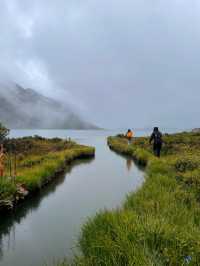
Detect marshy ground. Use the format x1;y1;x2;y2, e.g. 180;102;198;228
57;132;200;266
0;131;143;266
0;136;95;211
1;131;200;266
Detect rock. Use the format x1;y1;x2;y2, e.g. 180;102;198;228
16;184;29;198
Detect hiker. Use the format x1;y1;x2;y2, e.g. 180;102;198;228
126;129;134;144
0;144;5;177
150;127;163;157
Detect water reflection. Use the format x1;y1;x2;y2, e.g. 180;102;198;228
0;157;94;261
126;158;133;171
108;146;144;173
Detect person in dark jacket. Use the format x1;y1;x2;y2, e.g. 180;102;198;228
150;127;163;157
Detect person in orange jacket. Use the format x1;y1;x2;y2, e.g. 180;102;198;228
126;129;134;144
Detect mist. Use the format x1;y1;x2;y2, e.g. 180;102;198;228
0;0;200;130
0;82;97;129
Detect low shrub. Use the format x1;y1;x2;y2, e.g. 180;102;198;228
174;156;199;173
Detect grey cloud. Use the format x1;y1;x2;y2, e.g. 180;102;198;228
0;0;200;129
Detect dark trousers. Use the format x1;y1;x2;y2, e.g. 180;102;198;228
153;143;162;157
127;137;132;144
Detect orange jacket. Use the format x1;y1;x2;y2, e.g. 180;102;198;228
127;131;133;138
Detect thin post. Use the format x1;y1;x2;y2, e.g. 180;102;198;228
0;144;5;178
14;152;17;184
9;143;12;179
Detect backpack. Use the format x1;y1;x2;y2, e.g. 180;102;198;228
154;132;162;144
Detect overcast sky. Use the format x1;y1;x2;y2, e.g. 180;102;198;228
0;0;200;129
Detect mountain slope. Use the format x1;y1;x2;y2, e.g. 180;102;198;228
0;83;98;129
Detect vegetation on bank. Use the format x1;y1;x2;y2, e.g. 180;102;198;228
0;122;9;142
0;136;95;211
58;132;200;266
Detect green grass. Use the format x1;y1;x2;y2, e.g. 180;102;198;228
56;132;200;266
0;178;17;208
16;147;94;191
0;137;95;211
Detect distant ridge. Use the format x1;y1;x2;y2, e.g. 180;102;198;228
192;128;200;133
0;82;98;129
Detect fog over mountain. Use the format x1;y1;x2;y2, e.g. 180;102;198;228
0;1;200;129
0;82;98;129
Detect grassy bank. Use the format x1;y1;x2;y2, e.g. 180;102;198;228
58;132;200;265
0;136;95;211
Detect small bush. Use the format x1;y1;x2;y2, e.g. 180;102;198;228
174;156;199;172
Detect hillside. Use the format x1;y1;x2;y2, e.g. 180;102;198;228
0;82;98;129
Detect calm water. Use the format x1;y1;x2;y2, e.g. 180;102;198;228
0;130;145;266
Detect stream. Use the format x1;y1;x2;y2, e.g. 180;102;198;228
0;130;146;266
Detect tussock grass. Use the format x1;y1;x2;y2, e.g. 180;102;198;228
0;178;17;208
57;132;200;265
0;137;95;211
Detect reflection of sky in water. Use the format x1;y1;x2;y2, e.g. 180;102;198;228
0;130;144;266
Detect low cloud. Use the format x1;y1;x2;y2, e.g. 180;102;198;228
0;0;200;129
